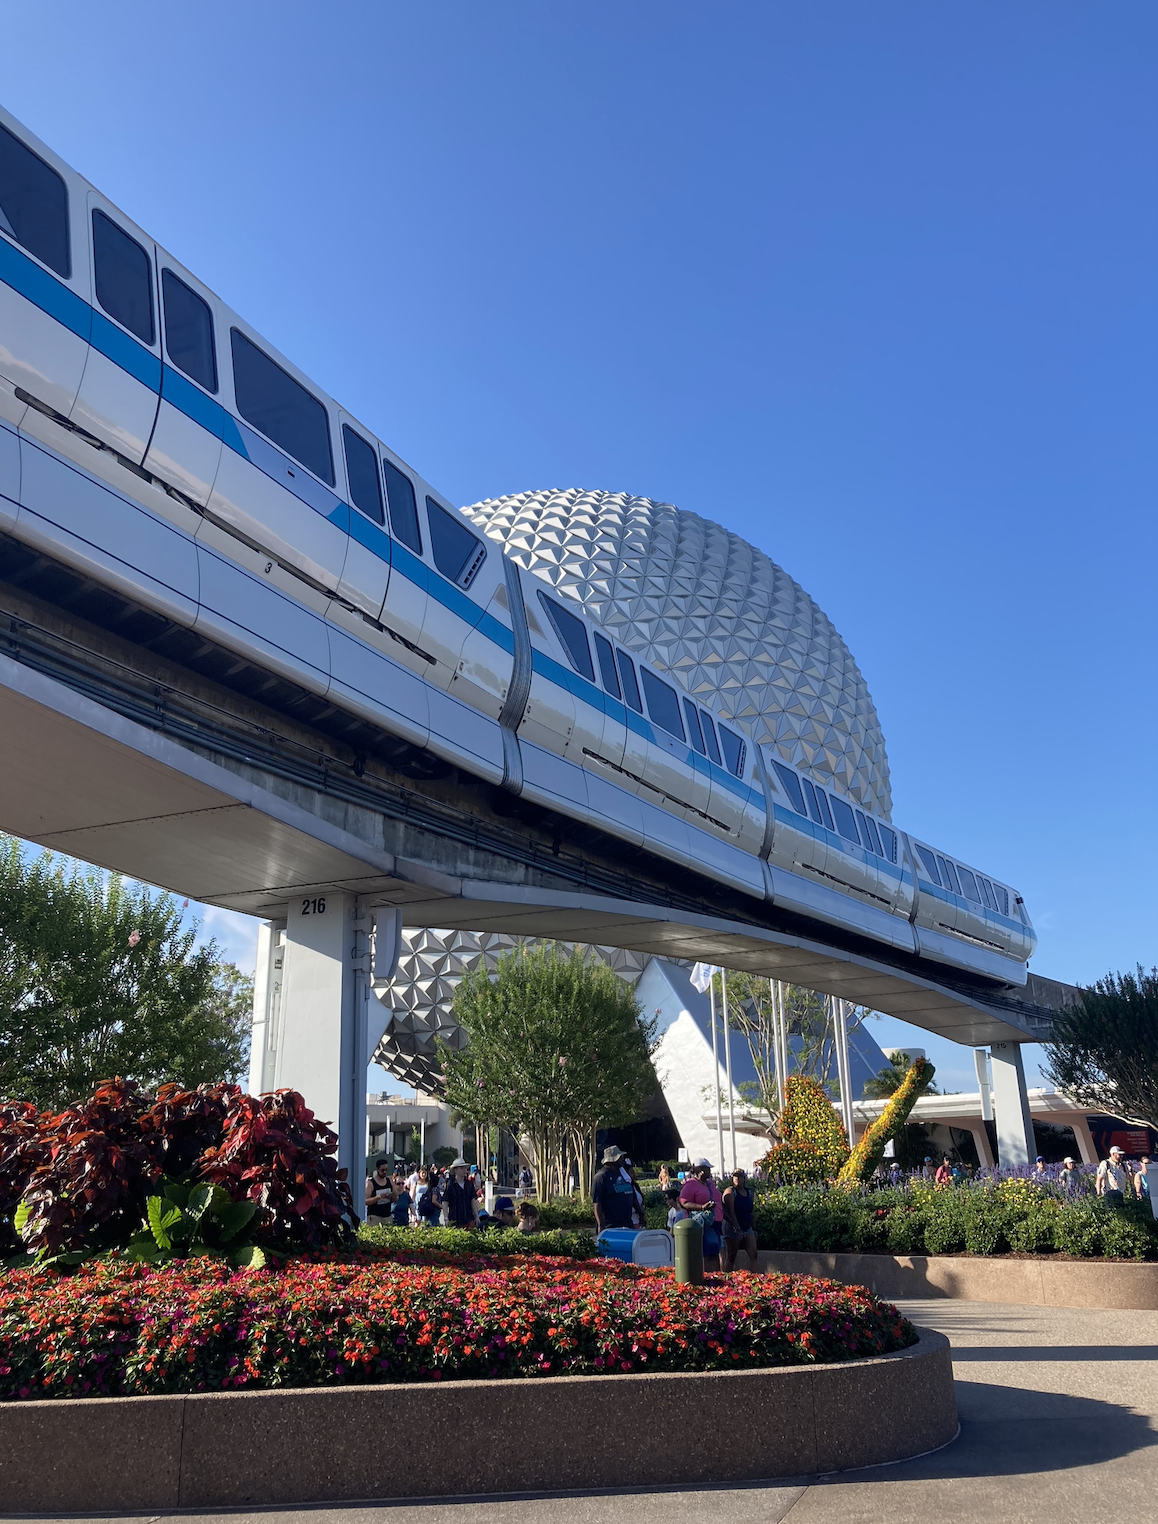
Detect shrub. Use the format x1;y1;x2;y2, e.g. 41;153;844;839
3;1081;357;1263
196;1089;356;1253
533;1194;596;1229
0;1103;45;1256
0;1252;916;1398
750;1180;1158;1260
357;1222;597;1260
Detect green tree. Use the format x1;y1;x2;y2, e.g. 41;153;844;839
723;973;868;1117
1044;967;1158;1130
439;942;656;1199
864;1050;939;1100
0;839;251;1109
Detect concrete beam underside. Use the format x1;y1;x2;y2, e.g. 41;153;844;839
0;654;1049;1047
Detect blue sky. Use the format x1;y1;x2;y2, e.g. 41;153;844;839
3;3;1154;1093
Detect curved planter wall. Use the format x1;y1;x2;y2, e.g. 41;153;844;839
757;1251;1158;1310
0;1332;955;1513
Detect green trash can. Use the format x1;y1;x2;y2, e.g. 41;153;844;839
673;1215;703;1285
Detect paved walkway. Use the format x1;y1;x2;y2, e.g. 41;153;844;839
12;1299;1158;1524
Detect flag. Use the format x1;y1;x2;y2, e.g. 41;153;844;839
690;962;717;994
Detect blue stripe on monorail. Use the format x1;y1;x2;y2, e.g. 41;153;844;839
0;239;770;814
771;802;908;882
914;876;1025;935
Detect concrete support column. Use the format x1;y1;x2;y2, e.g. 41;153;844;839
989;1041;1034;1169
966;1121;995;1170
274;892;367;1193
1066;1113;1099;1165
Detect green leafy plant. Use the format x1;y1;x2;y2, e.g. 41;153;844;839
124;1181;264;1267
356;1221;597;1260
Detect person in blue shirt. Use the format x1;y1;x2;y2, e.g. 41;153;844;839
592;1145;636;1231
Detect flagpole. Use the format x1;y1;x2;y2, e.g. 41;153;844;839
722;968;737;1174
709;973;724;1175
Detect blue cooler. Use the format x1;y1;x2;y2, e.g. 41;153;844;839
596;1228;640;1262
596;1229;674;1266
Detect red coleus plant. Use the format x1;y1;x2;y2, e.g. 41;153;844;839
197;1089;356;1253
0;1103;47;1255
5;1081;357;1262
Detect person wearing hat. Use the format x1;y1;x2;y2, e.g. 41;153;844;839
1059;1156;1080;1192
443;1157;480;1229
592;1145;636;1232
679;1159;724;1270
1096;1146;1130;1205
492;1196;517;1227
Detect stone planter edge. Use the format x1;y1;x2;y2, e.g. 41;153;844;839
0;1331;954;1513
756;1250;1158;1309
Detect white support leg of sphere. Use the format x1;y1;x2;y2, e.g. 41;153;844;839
989;1041;1035;1169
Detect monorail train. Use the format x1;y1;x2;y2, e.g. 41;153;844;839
0;106;1036;986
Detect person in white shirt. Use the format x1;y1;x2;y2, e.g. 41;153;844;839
1096;1146;1130;1204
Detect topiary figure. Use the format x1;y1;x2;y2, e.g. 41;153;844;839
837;1058;936;1185
756;1075;850;1182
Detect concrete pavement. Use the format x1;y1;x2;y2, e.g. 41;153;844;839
7;1299;1157;1524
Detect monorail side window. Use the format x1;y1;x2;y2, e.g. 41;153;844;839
801;777;824;826
0;124;69;276
857;810;884;856
830;795;860;845
230;328;334;484
939;857;962;895
700;711;722;766
538;591;594;681
382;458;421;552
594;632;621;699
342;426;384;524
877;824;897;862
719;725;746;780
682;699;706;755
979;877;997;913
641;669;685;741
915;846;942;886
956;866;981;903
772;760;807;817
162;270;217;392
93;211;154;345
994;884;1010;916
616;650;643;713
428;499;486;588
815;786;835;831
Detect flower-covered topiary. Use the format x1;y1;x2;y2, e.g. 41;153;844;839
757;1076;850;1182
837;1058;936;1185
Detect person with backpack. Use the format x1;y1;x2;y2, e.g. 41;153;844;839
413;1166;441;1228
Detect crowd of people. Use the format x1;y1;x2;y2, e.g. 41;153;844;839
591;1146;759;1272
890;1147;1153;1203
364;1156;542;1233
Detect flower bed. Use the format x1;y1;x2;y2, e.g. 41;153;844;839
0;1246;915;1400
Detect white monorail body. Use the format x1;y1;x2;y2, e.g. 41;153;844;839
0;107;1036;985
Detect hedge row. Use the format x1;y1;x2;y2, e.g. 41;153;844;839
357;1222;597;1260
752;1182;1158;1260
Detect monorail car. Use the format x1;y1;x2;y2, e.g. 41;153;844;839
0;106;1036;985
